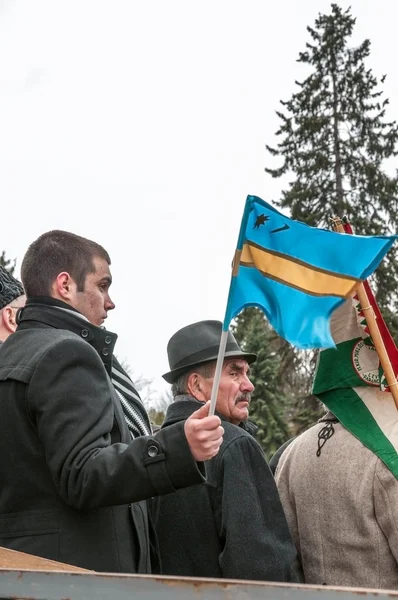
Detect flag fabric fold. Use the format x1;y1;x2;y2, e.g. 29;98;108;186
223;195;397;349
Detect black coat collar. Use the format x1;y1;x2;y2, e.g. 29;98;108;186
17;297;118;375
163;395;258;436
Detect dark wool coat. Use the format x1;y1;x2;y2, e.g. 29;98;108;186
269;438;295;476
151;396;300;582
0;299;205;573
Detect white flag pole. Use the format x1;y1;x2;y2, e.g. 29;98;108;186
208;330;229;416
208;197;253;416
208;249;243;417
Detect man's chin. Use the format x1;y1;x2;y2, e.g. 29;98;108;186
236;405;249;421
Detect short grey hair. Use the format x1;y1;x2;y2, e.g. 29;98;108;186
0;294;25;314
171;361;216;397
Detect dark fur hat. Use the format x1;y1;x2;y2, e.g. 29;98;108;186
0;266;24;310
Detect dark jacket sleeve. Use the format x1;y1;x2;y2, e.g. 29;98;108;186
217;435;300;582
27;336;205;509
269;438;296;476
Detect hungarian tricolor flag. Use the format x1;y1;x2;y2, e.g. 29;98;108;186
313;277;398;478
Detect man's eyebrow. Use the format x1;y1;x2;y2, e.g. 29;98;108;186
228;362;251;376
99;275;112;285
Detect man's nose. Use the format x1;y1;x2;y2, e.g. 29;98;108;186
241;376;254;393
106;296;116;311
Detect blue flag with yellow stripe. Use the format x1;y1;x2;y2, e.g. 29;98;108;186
223;195;397;348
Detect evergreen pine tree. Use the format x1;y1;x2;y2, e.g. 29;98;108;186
233;308;322;444
265;3;398;336
0;252;16;274
232;308;290;458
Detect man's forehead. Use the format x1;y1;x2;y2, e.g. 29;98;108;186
92;257;112;280
223;357;250;369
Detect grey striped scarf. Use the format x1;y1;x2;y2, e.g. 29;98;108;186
111;361;152;438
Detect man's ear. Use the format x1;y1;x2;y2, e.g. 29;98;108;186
187;372;208;402
1;306;17;334
51;272;75;301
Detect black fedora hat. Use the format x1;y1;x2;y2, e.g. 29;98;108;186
162;320;257;384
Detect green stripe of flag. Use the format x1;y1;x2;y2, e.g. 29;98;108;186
318;388;398;479
313;337;378;394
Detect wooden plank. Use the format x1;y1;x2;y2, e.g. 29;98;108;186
0;546;92;572
1;570;398;600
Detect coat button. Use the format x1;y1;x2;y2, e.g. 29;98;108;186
81;329;89;338
105;336;112;345
102;348;109;356
147;445;159;458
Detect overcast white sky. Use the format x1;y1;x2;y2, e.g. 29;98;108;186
1;0;397;395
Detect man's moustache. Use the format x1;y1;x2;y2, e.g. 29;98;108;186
235;394;251;405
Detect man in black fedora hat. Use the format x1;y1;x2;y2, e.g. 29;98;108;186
152;319;300;582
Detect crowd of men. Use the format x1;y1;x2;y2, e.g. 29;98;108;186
0;229;396;588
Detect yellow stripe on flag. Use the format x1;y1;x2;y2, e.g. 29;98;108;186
240;242;360;298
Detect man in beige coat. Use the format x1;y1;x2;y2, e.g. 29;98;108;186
275;411;398;589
